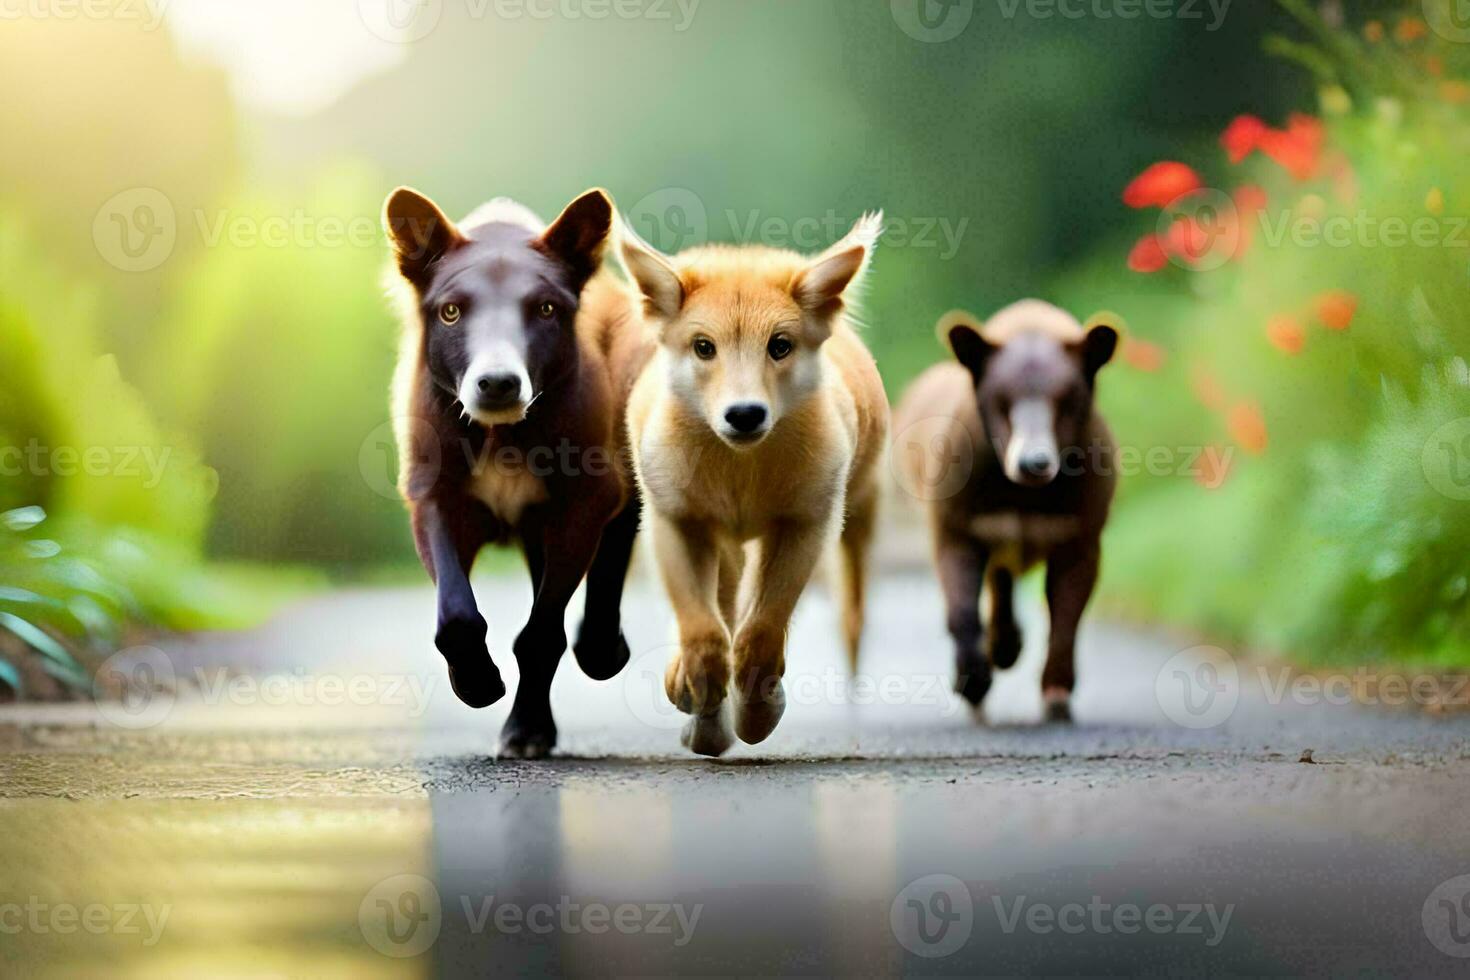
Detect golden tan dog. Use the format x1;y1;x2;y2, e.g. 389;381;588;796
620;214;889;756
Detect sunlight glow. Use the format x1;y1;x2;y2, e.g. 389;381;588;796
163;0;410;117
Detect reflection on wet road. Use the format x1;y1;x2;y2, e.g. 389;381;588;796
3;576;1470;976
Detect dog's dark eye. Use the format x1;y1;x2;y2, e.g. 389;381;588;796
439;303;461;325
692;338;717;360
768;335;794;361
538;301;557;320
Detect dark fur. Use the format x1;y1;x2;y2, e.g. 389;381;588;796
385;187;649;757
895;307;1118;721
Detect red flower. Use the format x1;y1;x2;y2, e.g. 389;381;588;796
1127;233;1170;273
1233;184;1267;214
1266;314;1306;355
1122;338;1166;372
1315;291;1357;331
1258;114;1325;181
1221;115;1267;164
1123;162;1202;209
1227;401;1269;456
1161;193;1243;267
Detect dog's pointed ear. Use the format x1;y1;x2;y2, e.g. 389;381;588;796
1076;311;1122;382
539;188;614;288
791;210;883;317
383;187;463;284
618;217;684;321
940;309;996;382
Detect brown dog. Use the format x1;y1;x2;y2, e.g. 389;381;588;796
893;300;1119;721
384;186;652;758
620;214;889;756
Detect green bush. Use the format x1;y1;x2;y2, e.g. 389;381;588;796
0;219;279;697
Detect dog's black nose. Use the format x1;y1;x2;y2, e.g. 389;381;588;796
1020;451;1057;479
724;403;769;435
476;373;522;405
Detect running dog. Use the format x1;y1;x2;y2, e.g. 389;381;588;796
384;186;652;757
620;213;889;756
893;300;1118;721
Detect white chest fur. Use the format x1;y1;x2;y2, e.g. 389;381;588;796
466;454;548;524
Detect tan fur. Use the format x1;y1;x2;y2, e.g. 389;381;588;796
623;219;888;754
934;299;1087;348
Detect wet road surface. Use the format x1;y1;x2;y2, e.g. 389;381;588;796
3;572;1470;976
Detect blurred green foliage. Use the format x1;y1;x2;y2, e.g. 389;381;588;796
1071;3;1470;664
0;221;315;696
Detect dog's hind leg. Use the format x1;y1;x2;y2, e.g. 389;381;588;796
732;519;826;745
651;515;734;757
985;565;1023;670
1041;538;1099;723
837;487;877;674
573;496;640;681
418;500;506;709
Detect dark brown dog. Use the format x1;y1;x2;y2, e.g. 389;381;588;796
383;186;652;757
893;300;1119;721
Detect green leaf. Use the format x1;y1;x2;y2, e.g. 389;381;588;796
0;586;49;606
0;655;21;696
0;611;84;676
0;506;46;532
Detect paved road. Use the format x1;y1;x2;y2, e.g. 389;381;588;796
3;570;1470;977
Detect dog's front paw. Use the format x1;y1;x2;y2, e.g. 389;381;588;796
680;700;735;758
1043;687;1072;723
573;620;631;681
954;656;993;708
986;625;1024;670
499;712;557;760
664;637;729;716
436;614;505;708
734;681;786;745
